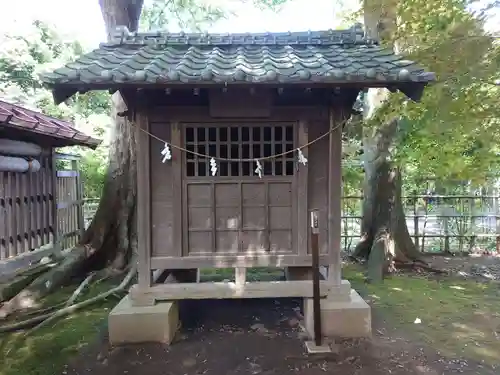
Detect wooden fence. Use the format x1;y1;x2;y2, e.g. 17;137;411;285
0;153;84;273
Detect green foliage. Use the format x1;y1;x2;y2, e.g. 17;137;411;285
140;0;227;30
79;147;108;198
364;0;500;182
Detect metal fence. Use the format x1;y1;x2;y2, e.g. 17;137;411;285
342;194;500;254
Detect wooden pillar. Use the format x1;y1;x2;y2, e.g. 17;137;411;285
297;119;309;255
327;107;342;285
136;110;152;289
51;150;59;245
71;159;85;240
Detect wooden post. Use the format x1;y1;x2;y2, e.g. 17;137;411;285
310;209;322;347
494;188;500;253
51;151;59;246
469;195;476;251
72;159;85;240
136;111;152;289
413;190;419;249
328;108;341;285
235;267;246;286
443;198;450;253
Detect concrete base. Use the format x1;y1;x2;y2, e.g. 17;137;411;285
304;288;371;339
108;294;179;345
304;341;333;353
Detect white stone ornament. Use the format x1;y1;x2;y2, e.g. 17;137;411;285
210;157;217;176
160;143;172;163
297;148;308;165
255;160;263;178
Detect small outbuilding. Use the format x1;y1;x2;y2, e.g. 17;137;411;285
0;99;100;273
42;24;434;343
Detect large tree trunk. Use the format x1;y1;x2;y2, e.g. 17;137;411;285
0;0;143;319
77;0;145;270
347;0;427;282
81;92;137;271
351;121;424;282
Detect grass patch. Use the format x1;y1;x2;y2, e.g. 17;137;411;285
0;279;122;375
343;264;500;365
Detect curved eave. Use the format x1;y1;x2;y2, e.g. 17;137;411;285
48;74;435;105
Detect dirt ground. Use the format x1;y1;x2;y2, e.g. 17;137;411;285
63;295;498;375
427;254;500;282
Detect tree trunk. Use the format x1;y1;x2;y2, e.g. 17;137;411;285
80;0;144;270
81;92;137;272
347;0;427;282
352;144;424;282
350;95;432;282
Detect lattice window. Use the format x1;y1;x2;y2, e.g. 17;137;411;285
184;124;295;177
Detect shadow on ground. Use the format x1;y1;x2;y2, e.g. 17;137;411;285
63;297;497;375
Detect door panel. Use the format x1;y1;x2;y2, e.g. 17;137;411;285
185;181;295;255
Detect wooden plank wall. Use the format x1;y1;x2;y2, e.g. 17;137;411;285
0;154;54;260
0;153;84;262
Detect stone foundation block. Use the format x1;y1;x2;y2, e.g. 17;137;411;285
304;289;371;339
108;294;179;345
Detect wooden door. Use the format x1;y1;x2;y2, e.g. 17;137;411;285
182;123;297;256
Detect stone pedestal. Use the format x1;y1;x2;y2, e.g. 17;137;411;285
108;294;179;345
303;282;371;339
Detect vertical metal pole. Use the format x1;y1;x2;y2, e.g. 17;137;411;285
310;210;322;346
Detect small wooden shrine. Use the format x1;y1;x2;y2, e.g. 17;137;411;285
42;24;434;342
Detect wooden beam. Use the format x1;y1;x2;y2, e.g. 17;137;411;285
235;267;246;286
327;107;342;285
297;119;308;255
129;280;332;304
150;254;333;269
136;110;152;289
50;150;59;245
71;159;85;240
171;122;183;257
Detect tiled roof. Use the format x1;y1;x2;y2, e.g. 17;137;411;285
42;24;435;102
0;100;101;148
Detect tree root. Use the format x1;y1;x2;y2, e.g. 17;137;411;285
0;262;57;304
18;302;66;318
0;246;89;319
394;260;447;274
64;273;96;307
0;263;136;334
